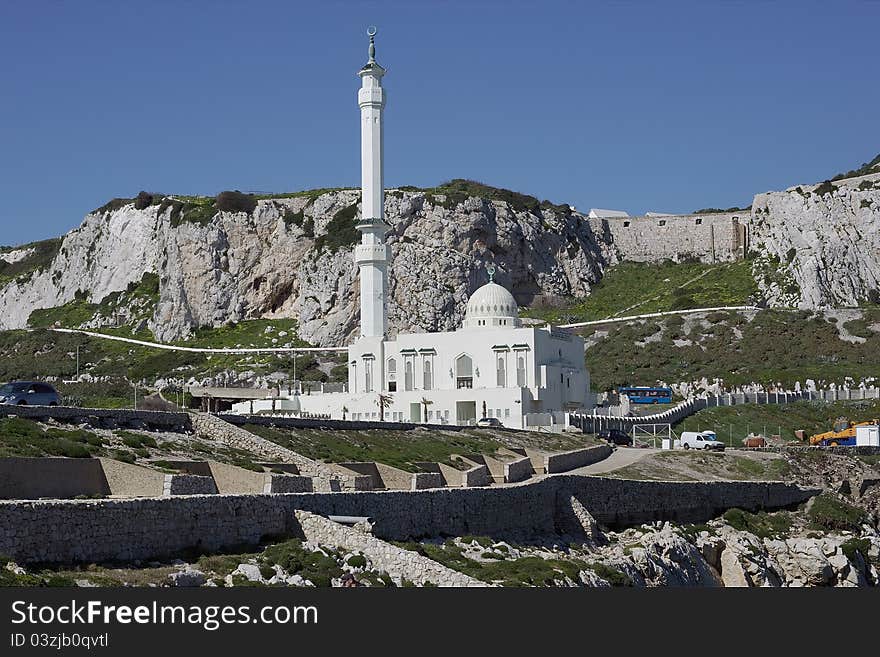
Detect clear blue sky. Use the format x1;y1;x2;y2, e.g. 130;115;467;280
1;0;878;245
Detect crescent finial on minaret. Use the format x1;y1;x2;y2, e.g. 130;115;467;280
367;26;377;62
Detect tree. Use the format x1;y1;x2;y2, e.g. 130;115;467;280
342;405;348;421
376;394;393;422
420;397;433;424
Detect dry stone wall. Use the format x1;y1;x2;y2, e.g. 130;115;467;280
0;405;189;431
162;475;216;496
189;412;368;492
294;511;487;587
0;476;817;564
544;445;612;474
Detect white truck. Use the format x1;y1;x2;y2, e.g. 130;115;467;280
680;430;725;451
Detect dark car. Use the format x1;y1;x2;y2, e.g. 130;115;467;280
0;381;62;406
598;428;632;446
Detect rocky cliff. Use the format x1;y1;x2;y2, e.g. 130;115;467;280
2;170;879;347
0;185;614;345
750;173;880;308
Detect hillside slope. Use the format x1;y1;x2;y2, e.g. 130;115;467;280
0;183;613;346
1;169;878;349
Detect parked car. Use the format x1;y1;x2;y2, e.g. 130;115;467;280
0;381;62;406
476;417;502;428
680;430;725;451
598;428;632;446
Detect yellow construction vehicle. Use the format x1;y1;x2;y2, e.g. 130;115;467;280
808;416;880;446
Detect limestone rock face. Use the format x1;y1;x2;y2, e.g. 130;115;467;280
750;174;880;309
0;190;613;346
4;174;878;347
0;207;162;330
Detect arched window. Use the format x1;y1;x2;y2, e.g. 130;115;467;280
404;360;413;391
496;356;506;387
423;359;433;390
351;362;357;393
387;358;397;392
516;355;526;387
455;354;473;389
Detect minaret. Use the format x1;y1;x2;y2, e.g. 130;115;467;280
355;27;389;339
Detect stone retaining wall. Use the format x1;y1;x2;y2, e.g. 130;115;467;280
0;458;107;499
266;475;313;494
461;464;492;487
0;405;189;431
294;511;486;587
545;445;612;474
411;472;444;490
162;475;216;496
189;413;368;492
503;456;534;483
0;476;818;564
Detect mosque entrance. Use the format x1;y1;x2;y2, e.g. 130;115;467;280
409;402;421;423
456;401;477;425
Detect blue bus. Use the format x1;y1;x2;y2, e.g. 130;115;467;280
618;386;673;404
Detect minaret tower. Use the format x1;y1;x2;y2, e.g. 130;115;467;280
355;27;389;339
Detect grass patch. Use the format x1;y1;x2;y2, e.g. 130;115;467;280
807;494;867;532
243;424;504;472
585;308;880;392
676;399;880;445
0;238;62;286
313;204;359;254
0;417;106;459
722;508;793;539
398;542;590;587
840;538;872;564
520;259;758;325
259;538;343;587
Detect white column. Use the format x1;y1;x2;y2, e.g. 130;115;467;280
354;31;389;340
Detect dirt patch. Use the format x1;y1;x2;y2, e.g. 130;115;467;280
605;449;791;482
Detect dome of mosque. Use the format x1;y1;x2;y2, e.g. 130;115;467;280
463;282;520;329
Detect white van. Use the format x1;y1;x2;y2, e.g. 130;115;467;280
680;431;725;451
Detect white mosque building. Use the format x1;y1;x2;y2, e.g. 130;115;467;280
233;31;595;429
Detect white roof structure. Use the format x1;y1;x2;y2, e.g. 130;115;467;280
588;208;630;219
462;282;521;329
645;212;676;217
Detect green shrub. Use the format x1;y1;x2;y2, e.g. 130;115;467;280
831;153;880;181
134;191;154;210
813;180;837;197
807;494;866;532
587;562;632;587
722;508;792;539
346;554;367;569
314;204;359;253
841;538;871;563
216;190;258;215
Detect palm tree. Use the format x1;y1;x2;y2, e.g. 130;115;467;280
342;405;349;421
377;394;393;422
421;397;433;423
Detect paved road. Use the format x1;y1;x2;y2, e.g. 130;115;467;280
568;447;661;475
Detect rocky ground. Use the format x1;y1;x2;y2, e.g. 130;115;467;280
3;448;878;587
